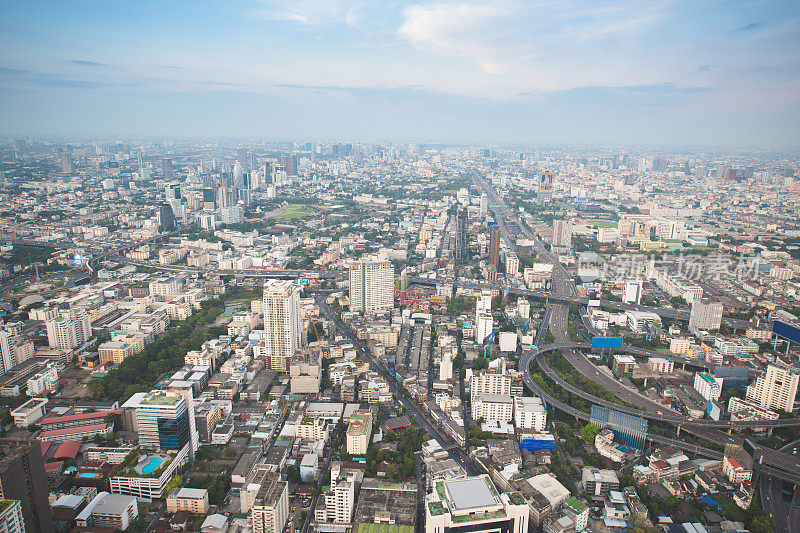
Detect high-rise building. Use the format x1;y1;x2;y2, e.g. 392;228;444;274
0;499;24;533
0;438;56;533
251;471;289;533
551;219;572;249
623;280;643;305
161;158;173;179
454;208;469;264
0;332;14;376
694;372;723;402
157;203;176;232
689;300;723;333
505;251;519;277
538;172;554;204
167;382;199;460
262;280;301;362
164;182;181;201
132;390;192;452
590;406;647;450
476;314;493;345
349;258;394;314
424;475;529;533
60;152;73;174
479;193;488;217
470;371;511;403
746;363;800;413
282;155;298;176
237;148;251;171
489;225;500;270
45;309;91;350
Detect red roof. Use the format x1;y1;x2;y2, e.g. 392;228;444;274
44;461;64;471
40;410;120;427
40;440;52;457
41;424;108;439
53;441;81;459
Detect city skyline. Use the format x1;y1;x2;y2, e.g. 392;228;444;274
1;1;799;147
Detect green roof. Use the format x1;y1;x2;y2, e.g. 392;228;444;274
0;500;15;514
428;501;446;516
565;496;587;513
357;525;413;533
141;393;181;406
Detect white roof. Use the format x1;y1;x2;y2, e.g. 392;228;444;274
175;487;208;499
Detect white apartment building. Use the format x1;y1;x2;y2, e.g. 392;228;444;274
472;394;514;422
262;280;301;361
470;371;512;403
346;412;372;455
46;308;91;350
694;372;723;402
514;396;547;431
349;257;394;314
689;301;723;333
746;363;800;413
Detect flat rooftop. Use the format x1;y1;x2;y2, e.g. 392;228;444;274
444;477;500;512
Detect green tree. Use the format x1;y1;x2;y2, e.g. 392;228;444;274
580;423;602;443
749;515;774;533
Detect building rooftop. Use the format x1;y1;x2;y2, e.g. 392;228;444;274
140;392;181;406
92;493;136;516
442;476;500;512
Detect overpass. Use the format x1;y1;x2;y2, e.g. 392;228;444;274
520;343;800;429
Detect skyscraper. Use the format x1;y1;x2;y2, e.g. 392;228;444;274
489;225;500;270
689;300;723;333
0;438;56;533
237;148;251;171
538;172;554;204
454;208;468;264
60;152;73;174
746;363;800;413
158;203;176;232
45;309;91;350
262;280;301;362
282;155;298;177
349;257;394;314
132;390;192;452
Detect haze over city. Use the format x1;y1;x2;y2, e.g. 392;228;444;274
2;1;800;146
0;3;800;533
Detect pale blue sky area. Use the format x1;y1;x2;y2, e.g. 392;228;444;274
1;1;799;147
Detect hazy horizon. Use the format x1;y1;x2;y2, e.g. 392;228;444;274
2;1;799;148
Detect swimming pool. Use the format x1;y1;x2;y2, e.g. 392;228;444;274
141;457;163;474
76;473;99;479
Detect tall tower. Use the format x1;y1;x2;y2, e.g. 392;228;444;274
454;208;469;264
489;225;500;271
262;280;301;361
349;258;394;314
0;438;56;533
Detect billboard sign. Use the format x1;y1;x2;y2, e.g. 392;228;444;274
592;337;624;350
773;320;800;345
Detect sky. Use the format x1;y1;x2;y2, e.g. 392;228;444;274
1;0;799;147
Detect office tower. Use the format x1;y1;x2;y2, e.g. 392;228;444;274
623;280;643;305
60;152;73;174
216;185;233;209
746;363;800;413
164;182;181;201
201;188;216;210
479;193;488;217
133;390;191;452
488;225;500;270
538;172;554;204
251;472;289;533
282;155;298;176
349;257;394;314
551;219;572;249
0;499;24;532
237;148;251;171
45;308;91;350
161;158;173;179
456;188;469;206
317;466;360;524
454;208;468;264
167;382;199;460
439;351;453;380
476;314;494;346
262;280;301;361
0;331;13;376
157;203;176;232
689;300;723;332
0;438;56;533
